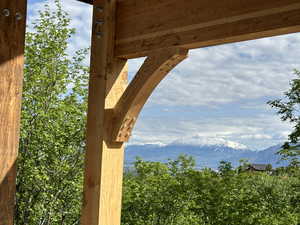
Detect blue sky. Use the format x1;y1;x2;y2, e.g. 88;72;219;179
27;0;300;150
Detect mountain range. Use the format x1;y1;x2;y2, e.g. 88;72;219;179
125;143;288;170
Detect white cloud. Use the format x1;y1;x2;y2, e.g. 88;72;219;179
278;131;291;139
144;34;300;107
171;134;248;150
239;134;273;140
130;113;292;150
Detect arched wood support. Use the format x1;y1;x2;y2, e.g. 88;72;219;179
110;48;188;143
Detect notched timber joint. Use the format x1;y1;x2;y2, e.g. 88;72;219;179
108;48;189;143
115;117;136;142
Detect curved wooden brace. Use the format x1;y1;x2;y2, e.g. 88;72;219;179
110;48;188;142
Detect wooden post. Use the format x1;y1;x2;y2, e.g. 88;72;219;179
0;0;27;224
80;0;127;225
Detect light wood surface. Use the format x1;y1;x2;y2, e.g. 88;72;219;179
2;0;299;223
0;0;27;224
80;0;127;224
115;0;300;58
112;48;188;142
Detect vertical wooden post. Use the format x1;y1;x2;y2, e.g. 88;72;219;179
0;0;27;224
80;0;127;225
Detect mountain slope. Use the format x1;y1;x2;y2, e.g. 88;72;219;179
125;143;287;169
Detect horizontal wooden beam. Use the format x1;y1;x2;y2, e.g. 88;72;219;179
115;0;300;58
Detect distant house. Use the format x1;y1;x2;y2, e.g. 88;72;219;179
245;164;272;172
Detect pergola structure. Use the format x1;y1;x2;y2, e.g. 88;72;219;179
1;0;300;224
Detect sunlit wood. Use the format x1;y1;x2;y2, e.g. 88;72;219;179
80;0;127;225
0;0;27;224
111;48;188;142
115;0;300;58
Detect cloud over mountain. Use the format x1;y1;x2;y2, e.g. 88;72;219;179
170;134;248;150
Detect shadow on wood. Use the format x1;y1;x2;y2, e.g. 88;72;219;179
0;163;16;225
0;1;27;225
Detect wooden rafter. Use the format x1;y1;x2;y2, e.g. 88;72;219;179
75;0;300;58
110;48;188;142
115;0;300;58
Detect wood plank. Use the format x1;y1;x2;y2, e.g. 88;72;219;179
0;165;16;225
115;0;300;58
112;48;188;142
77;0;93;4
0;0;27;224
80;0;127;224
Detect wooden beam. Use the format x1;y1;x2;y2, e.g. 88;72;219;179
115;0;300;58
80;0;127;224
0;0;27;224
77;0;93;5
111;48;188;142
0;166;16;225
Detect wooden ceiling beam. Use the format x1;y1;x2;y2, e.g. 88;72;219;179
76;0;93;4
115;0;300;58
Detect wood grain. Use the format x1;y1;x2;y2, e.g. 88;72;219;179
115;0;300;58
0;0;27;224
80;0;127;224
112;48;188;142
0;165;16;225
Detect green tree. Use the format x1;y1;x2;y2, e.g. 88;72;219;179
218;160;233;176
15;1;89;224
268;70;300;166
122;155;201;225
122;158;300;225
266;164;273;171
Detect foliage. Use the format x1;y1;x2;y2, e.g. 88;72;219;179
122;155;201;225
122;156;300;225
268;70;300;165
15;1;89;224
218;160;234;176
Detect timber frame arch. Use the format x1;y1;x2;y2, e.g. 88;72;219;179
1;0;300;224
110;48;188;143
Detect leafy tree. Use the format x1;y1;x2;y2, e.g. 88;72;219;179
236;158;249;173
218;160;233;176
123;158;300;225
268;70;300;164
122;155;201;225
266;164;273;171
15;1;89;224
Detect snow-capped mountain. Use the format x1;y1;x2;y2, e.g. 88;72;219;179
170;135;248;150
125;143;286;170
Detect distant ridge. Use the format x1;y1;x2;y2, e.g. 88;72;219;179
125;143;287;169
